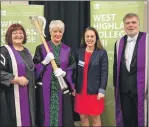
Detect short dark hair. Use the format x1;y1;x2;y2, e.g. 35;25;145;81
5;23;27;45
123;13;140;23
81;26;104;50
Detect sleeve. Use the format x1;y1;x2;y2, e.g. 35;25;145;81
113;42;117;87
33;45;44;64
65;49;76;91
98;50;108;94
33;45;45;126
0;46;14;88
33;45;46;82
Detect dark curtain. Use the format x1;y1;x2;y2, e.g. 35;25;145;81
29;1;90;121
29;1;90;53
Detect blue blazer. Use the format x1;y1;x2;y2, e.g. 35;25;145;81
75;48;108;94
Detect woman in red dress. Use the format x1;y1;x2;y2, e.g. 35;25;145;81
73;27;108;126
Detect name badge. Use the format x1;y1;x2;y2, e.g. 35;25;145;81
78;60;85;67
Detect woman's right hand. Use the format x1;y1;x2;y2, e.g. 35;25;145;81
72;89;76;96
12;76;29;86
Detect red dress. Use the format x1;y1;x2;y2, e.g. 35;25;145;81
74;51;104;116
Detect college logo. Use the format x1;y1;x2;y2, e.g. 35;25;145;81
1;10;6;16
94;3;100;9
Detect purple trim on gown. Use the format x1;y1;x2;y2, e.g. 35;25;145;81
137;33;146;126
10;45;31;126
115;32;147;126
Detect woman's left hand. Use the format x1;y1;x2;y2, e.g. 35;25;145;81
54;68;66;77
97;93;105;100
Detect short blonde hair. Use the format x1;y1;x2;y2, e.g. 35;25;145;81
49;20;65;33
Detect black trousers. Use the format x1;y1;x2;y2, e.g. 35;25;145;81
120;91;138;127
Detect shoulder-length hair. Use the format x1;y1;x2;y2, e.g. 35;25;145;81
5;23;27;45
80;27;104;50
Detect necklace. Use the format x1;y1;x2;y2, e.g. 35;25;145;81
22;58;35;72
19;49;35;72
14;45;24;51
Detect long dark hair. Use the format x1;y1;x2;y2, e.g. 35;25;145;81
80;27;104;50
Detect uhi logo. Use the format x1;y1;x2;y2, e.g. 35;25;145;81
1;10;6;16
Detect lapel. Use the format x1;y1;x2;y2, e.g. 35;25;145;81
79;48;98;68
43;41;53;57
79;48;85;62
88;49;98;68
48;41;53;53
59;43;70;69
131;32;143;63
59;43;65;64
121;35;127;66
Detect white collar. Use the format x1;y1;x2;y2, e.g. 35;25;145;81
127;34;138;42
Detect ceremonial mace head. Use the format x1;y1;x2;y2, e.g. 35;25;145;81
29;16;46;37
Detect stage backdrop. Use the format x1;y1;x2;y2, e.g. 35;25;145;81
1;4;44;55
90;1;145;126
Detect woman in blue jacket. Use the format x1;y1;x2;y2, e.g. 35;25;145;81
73;27;108;127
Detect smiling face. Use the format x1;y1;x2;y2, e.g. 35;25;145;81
5;24;27;45
50;27;64;44
85;30;96;48
124;16;139;37
11;29;24;45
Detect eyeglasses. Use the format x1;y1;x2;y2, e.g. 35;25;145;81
12;32;24;35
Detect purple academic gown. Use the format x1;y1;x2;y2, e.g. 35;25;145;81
115;32;148;127
5;45;33;126
35;42;74;126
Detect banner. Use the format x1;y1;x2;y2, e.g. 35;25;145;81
90;1;145;126
1;4;44;54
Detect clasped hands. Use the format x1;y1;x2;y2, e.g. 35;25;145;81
12;76;29;87
42;52;66;77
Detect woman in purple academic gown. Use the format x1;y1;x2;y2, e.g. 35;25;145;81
0;24;36;126
33;20;75;127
